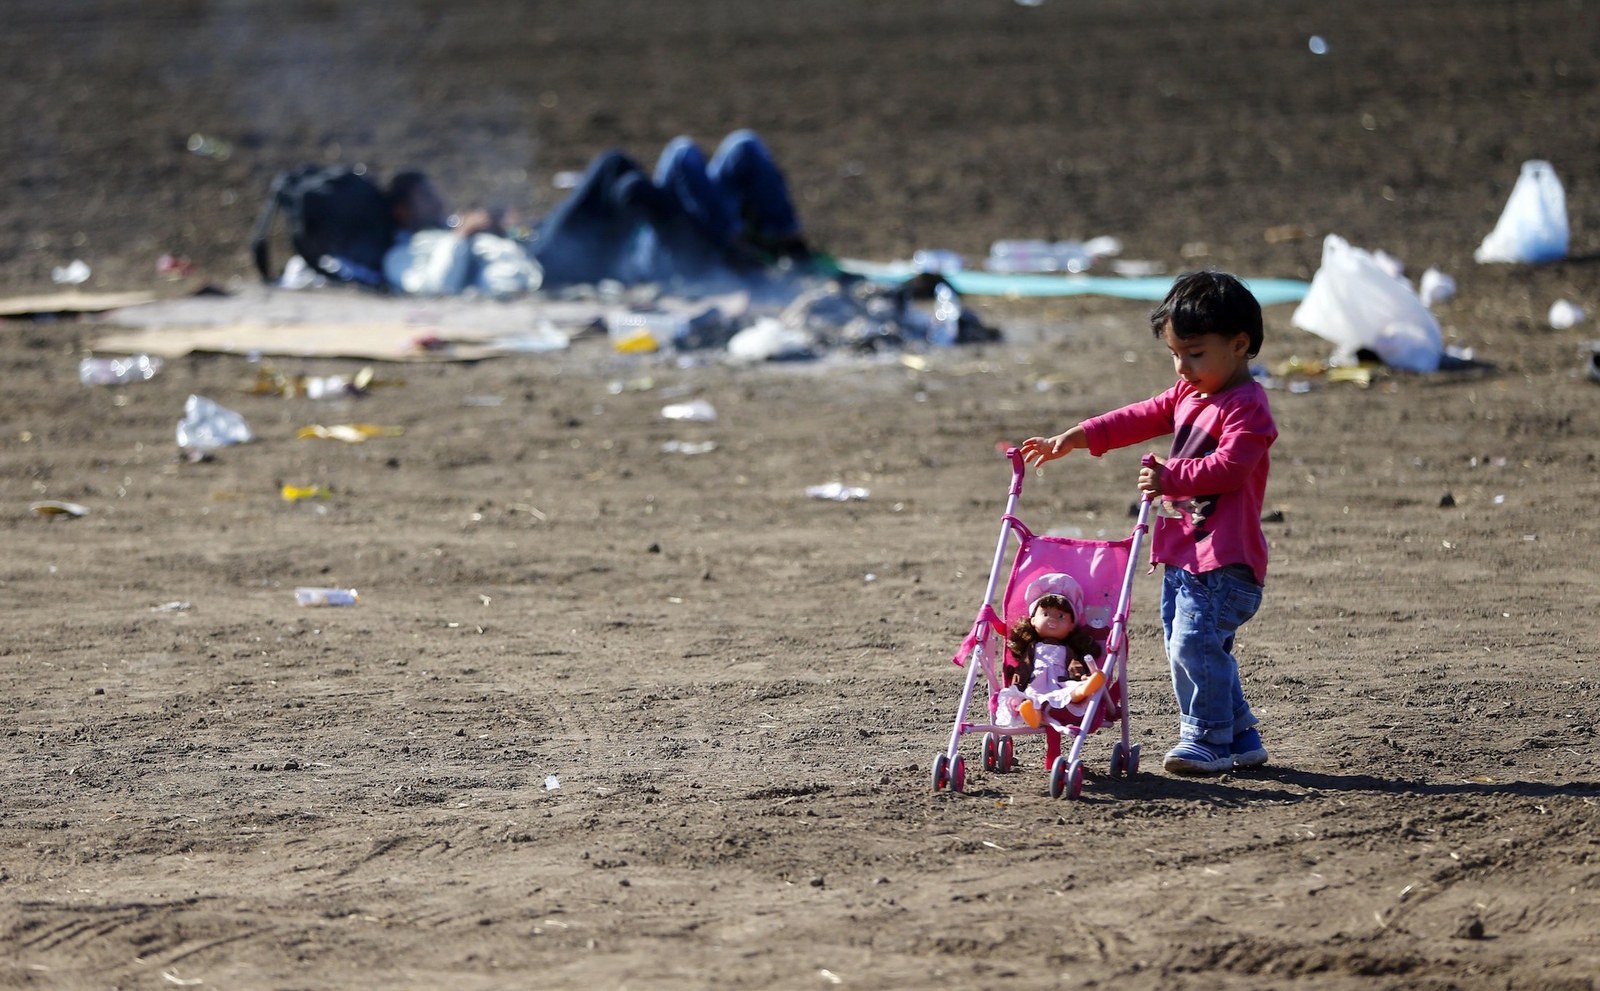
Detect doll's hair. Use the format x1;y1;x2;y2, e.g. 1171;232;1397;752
1005;594;1099;684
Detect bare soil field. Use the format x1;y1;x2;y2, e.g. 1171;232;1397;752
2;2;1599;988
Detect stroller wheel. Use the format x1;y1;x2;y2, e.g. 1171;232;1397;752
1048;755;1069;799
982;733;999;773
1128;743;1141;777
1065;759;1084;800
930;753;950;792
1111;741;1127;778
949;755;967;793
1000;736;1015;773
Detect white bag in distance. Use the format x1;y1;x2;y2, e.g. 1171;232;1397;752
1291;235;1443;372
1475;160;1568;264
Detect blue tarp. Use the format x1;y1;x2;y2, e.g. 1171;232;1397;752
837;259;1310;307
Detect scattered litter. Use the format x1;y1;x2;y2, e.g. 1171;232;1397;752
176;395;253;452
246;365;385;399
51;260;91;285
302;375;354;400
661;399;717;423
30;500;90;519
806;482;870;501
1309;35;1329;55
552;171;583;190
296;423;403;443
929;283;962;347
1476;160;1567;264
544;774;561;791
819;970;844;985
986;239;1096;274
606;376;655;395
295;587;359;607
162;971;204;987
281;484;331;502
608;306;723;352
157;254;194;279
1371;249;1405;281
1493;494;1506;505
911;249;964;274
186;132;232;160
1418;268;1456;308
150;601;192;613
487;322;570;353
1292;235;1441;372
462;394;504;407
900;354;930;372
80;354;163;386
1264;225;1312;244
661;440;717;455
727;318;815;362
1110;259;1166;277
1549;300;1585;330
278;254;326;290
864;573;877;582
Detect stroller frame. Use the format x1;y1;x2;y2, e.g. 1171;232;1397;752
933;448;1154;799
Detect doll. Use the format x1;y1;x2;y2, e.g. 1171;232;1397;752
999;573;1101;728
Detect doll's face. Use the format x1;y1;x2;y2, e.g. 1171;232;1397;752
1031;602;1075;640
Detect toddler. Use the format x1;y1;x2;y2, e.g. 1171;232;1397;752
1020;271;1276;776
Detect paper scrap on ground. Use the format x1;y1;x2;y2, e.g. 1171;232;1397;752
661;400;717;423
807;483;870;501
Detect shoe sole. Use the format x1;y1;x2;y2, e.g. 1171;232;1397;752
1231;749;1269;768
1163;754;1233;775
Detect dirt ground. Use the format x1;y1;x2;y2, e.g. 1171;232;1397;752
4;1;1600;988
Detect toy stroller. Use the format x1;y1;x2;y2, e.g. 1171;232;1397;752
933;448;1154;800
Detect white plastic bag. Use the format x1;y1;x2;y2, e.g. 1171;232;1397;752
1475;160;1568;264
176;395;253;451
1291;235;1443;372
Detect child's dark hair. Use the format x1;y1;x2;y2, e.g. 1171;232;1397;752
1004;594;1100;685
1150;270;1264;358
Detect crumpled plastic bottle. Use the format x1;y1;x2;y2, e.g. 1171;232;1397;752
175;395;253;451
80;354;163;385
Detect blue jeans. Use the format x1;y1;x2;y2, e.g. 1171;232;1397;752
1161;565;1262;745
533;131;800;287
654;130;801;244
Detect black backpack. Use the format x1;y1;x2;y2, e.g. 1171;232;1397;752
251;165;393;287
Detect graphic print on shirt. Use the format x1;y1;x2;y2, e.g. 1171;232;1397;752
1166;419;1220;535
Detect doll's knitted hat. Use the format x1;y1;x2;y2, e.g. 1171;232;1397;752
1023;572;1085;622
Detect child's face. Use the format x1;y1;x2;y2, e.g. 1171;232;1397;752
1031;603;1075;640
1162;322;1253;396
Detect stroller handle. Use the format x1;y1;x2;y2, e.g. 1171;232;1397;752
1004;447;1026;496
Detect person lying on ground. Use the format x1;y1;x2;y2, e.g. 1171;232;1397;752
382;172;543;296
383;130;811;295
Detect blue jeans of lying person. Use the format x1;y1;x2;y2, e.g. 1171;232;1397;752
653;130;801;247
531;151;729;287
533;132;800;287
1161;565;1263;746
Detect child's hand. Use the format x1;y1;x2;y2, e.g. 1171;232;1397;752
1138;455;1166;496
1066;657;1091;680
1020;426;1086;468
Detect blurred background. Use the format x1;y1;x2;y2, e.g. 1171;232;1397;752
1;0;1595;292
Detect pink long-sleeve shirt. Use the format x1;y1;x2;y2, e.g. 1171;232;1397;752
1081;379;1277;585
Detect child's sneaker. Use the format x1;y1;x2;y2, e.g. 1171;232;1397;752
1163;740;1233;776
1230;728;1268;768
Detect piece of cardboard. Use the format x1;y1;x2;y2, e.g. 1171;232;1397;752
0;290;159;317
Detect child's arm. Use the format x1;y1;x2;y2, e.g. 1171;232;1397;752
1021;387;1180;467
1020;424;1087;467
